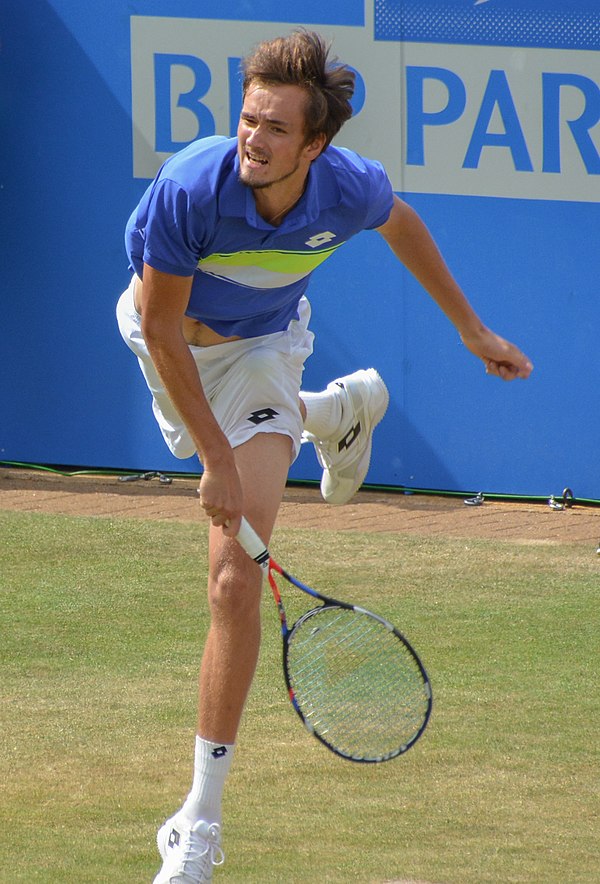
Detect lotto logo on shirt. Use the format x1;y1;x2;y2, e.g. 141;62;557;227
130;16;599;203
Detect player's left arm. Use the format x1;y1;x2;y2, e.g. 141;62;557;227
376;195;533;380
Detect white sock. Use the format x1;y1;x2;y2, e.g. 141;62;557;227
180;736;235;825
301;387;342;438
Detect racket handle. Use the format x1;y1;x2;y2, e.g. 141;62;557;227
236;517;270;572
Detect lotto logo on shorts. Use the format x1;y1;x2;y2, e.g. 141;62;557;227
247;408;279;425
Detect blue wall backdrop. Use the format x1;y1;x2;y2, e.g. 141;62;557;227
1;0;598;498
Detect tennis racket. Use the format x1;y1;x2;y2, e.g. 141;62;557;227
236;517;432;763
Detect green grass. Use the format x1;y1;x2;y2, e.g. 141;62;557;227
1;511;597;883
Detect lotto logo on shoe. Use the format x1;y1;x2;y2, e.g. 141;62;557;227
338;422;361;453
168;828;181;849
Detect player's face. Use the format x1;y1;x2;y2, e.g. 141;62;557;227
237;82;324;191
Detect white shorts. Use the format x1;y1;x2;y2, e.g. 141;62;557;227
116;277;314;462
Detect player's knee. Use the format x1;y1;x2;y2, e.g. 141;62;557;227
207;558;261;624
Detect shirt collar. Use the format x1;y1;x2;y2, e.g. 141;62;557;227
218;146;342;230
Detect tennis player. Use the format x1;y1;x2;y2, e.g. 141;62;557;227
117;29;533;882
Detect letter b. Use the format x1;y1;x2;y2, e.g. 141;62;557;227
154;53;215;153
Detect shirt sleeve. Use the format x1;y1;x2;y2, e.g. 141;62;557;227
362;159;395;230
141;177;203;277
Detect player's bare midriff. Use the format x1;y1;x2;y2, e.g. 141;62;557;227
134;276;243;347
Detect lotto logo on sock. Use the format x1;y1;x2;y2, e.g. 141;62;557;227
212;746;228;759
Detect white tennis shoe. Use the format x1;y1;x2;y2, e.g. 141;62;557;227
153;812;224;883
304;368;389;505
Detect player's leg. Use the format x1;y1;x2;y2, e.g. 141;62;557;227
153;432;291;884
198;431;292;744
152;317;308;882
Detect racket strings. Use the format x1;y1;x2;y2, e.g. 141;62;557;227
286;607;430;761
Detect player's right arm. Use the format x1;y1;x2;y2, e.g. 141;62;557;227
140;264;243;533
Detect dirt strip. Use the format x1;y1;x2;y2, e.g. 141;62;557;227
1;468;599;546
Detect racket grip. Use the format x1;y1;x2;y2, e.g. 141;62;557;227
236;517;270;572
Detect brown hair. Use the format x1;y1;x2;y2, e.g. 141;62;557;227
242;29;355;149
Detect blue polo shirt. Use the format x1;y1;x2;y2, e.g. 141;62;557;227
125;136;394;337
